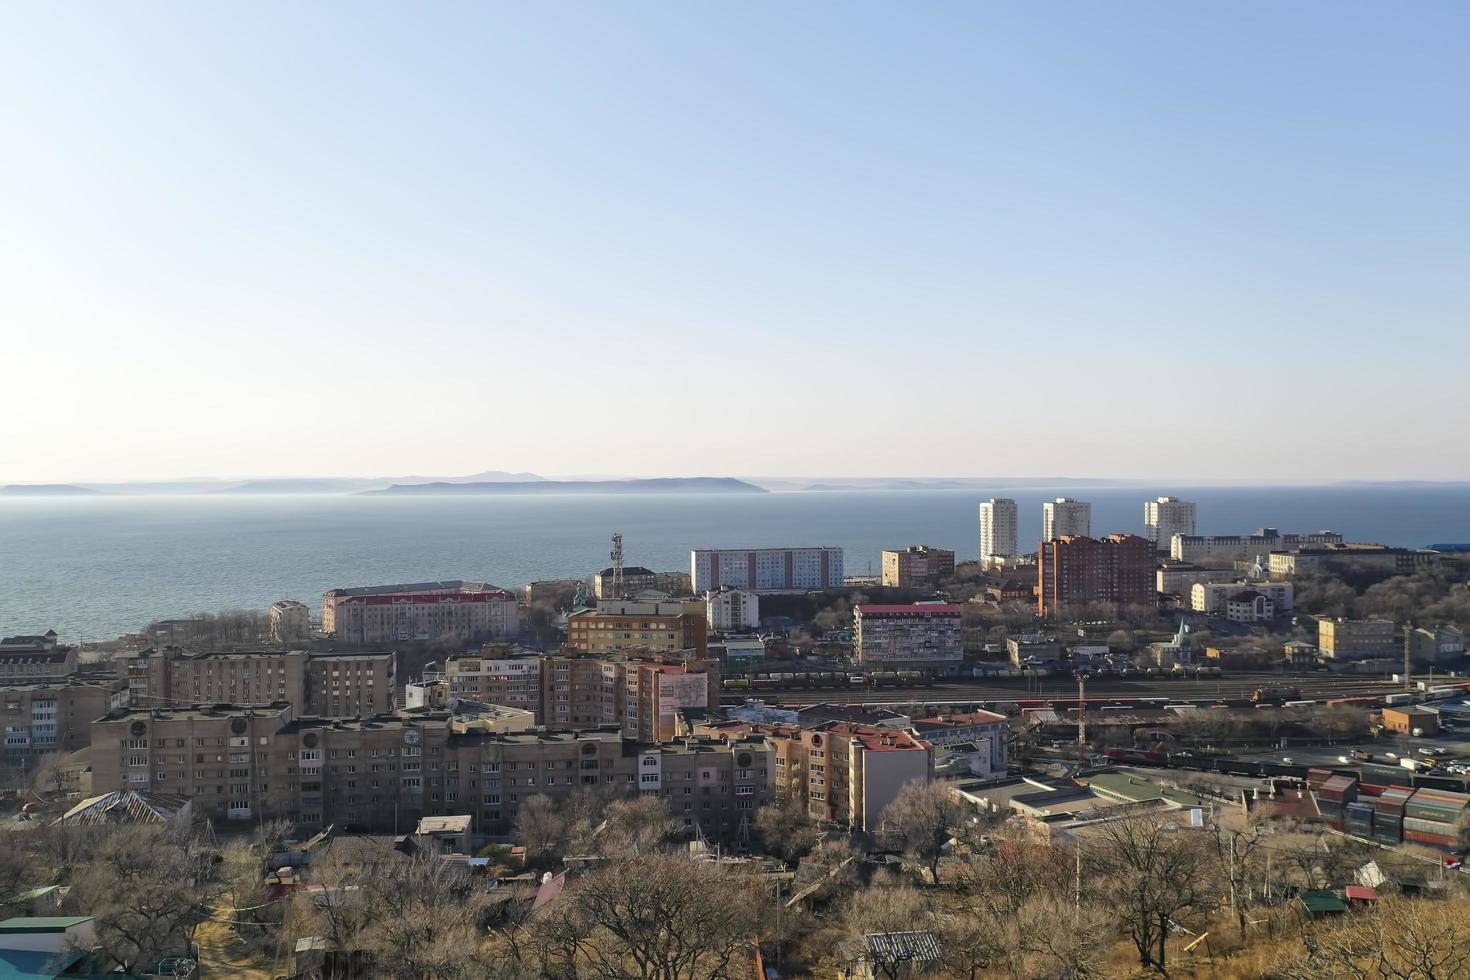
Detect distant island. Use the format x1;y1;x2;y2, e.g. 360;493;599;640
367;477;767;495
0;484;108;496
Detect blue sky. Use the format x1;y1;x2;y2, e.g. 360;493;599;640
2;3;1467;483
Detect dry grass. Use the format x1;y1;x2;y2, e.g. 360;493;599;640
192;917;281;980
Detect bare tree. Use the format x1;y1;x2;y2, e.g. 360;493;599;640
879;782;966;885
515;793;570;867
840;884;935;980
755;800;821;865
66;824;217;973
521;852;767;980
1276;898;1470;980
594;796;681;857
1089;815;1218;972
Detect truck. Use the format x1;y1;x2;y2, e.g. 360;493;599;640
1252;686;1302;704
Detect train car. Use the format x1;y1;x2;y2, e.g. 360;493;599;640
1104;748;1166;766
1384;693;1418;706
1283;700;1318;708
1252;686;1301;703
723;678;751;691
1211;758;1264;778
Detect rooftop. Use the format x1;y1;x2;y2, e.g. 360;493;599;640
855;604;962;615
0;916;93;934
102;702;293;722
324;580;498;598
416;815;472;836
60;791;190;826
912;710;1007;728
796;703;908;726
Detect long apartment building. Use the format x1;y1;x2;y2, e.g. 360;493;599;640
119;647;395;716
1037;534;1156;616
322;581;518;645
853;605;964;669
442;647;715;738
691;547;844;593
565;598;708;658
1170;528;1343;563
90;704;774;838
0;632;78;683
1268;545;1440;579
695;719;932;831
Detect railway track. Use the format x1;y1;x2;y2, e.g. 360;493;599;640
718;674;1411;707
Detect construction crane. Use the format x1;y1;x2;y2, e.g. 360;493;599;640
609;533;625;600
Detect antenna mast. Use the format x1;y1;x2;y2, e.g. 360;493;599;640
610;533;625;600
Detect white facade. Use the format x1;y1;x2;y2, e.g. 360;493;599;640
705;587;759;632
690;547;843;593
1224;592;1276;623
270;600;311;645
1190;580;1294;615
979;498;1019;567
322;581;518;644
1042;498;1091;542
1156;564;1238;596
1170;529;1343;563
1144;497;1196;552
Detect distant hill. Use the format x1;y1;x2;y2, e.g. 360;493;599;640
368;477;766;496
749;476;1134;492
212;478;391;494
0;484;107;496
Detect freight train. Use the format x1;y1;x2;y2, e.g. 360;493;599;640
721;669;934;692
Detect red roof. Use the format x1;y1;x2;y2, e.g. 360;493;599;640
342;591;515;606
856;604;962;615
1344;886;1377;902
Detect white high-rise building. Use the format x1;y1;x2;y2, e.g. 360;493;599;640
1144;497;1197;553
979;498;1019;568
1042;498;1091;542
705;587;760;633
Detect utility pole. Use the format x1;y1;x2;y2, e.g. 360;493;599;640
1074;840;1082;919
1076;671;1087;767
1403;622;1414;692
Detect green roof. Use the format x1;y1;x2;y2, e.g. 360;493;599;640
1299;890;1348;917
0;917;91;934
5;887;59;903
1082;771;1208;808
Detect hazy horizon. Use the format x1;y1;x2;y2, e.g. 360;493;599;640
4;4;1468;484
5;469;1469;491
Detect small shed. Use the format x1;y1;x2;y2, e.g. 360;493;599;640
1343;885;1378;907
842;931;945;979
1298;890;1348;919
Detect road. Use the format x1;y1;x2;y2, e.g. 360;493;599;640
719;672;1411;708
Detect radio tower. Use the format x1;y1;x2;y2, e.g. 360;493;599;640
610;533;625;599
